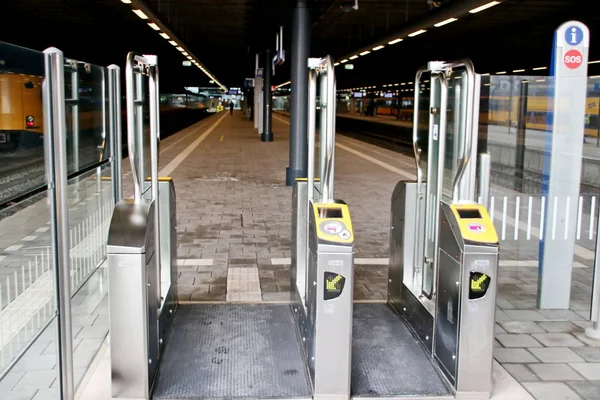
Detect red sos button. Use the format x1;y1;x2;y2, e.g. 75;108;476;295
564;49;583;69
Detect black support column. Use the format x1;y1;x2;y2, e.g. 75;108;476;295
285;0;310;185
262;49;274;142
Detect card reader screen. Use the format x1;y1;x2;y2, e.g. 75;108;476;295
457;209;482;219
318;207;343;218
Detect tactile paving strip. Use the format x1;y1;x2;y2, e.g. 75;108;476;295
351;303;452;397
152;304;312;400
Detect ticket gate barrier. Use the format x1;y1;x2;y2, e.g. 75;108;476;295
107;53;178;399
388;60;499;398
291;55;354;400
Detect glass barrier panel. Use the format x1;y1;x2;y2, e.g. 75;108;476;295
0;41;46;206
0;41;60;399
66;164;112;390
64;61;109;176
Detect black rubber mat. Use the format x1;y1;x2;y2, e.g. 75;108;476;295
352;303;452;397
152;304;312;400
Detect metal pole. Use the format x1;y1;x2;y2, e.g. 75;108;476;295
307;69;317;202
71;63;80;173
587;207;600;339
43;47;75;400
478;153;491;209
147;56;162;309
515;80;528;193
262;49;274;142
286;0;310;185
108;65;123;202
125;53;142;203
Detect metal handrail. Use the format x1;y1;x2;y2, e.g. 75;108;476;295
307;69;317;201
321;55;336;203
412;69;427;190
125;52;145;203
444;59;476;201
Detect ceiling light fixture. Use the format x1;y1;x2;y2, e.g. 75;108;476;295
159;32;170;39
147;22;160;31
360;50;370;56
132;9;148;19
408;29;426;37
469;1;501;14
434;17;457;27
372;45;385;51
388;38;403;45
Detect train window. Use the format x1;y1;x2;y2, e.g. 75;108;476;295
24;81;35;89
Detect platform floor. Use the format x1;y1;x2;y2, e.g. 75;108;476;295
2;110;598;400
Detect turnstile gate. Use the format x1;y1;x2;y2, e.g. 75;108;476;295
107;54;498;400
386;60;499;398
108;54;354;400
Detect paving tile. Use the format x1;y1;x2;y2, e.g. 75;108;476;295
501;321;546;334
0;389;40;400
537;321;581;333
568;363;600;380
528;347;585;363
567;381;600;400
522;382;583;400
494;348;539;363
572;347;600;362
532;333;585;347
503;363;539;382
571;331;600;347
527;363;585;381
496;334;543;348
504;310;548;322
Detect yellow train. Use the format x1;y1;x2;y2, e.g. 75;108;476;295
487;96;599;137
0;73;209;152
346;93;599;138
0;74;44;149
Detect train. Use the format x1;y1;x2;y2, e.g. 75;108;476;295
0;73;210;152
338;88;600;137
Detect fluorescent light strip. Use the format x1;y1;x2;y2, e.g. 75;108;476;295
360;50;370;56
496;71;506;74
148;22;160;30
373;45;385;51
121;0;131;3
533;66;547;70
340;59;349;63
408;29;426;37
469;1;501;14
132;9;148;19
513;69;525;73
169;40;178;46
388;38;403;45
159;32;170;39
589;60;600;64
334;62;340;66
434;17;457;27
349;55;358;60
176;47;184;52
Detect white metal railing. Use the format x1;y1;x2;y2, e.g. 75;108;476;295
0;176;113;373
482;194;597;243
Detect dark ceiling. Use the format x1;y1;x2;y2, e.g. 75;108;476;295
1;0;598;91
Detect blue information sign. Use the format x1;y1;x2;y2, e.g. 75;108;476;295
565;26;584;46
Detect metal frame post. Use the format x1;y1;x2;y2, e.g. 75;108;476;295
286;0;310;185
43;46;75;400
587;226;600;339
108;65;123;202
65;59;80;174
262;49;274;142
